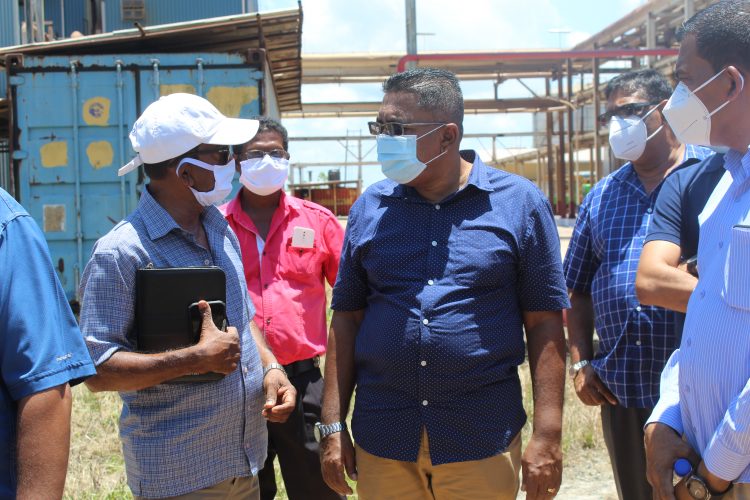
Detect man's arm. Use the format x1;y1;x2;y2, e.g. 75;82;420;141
567;290;617;406
16;384;73;499
85;301;240;392
247;319;296;423
636;240;697;312
521;310;565;499
320;309;363;497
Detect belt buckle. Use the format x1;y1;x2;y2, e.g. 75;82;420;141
312;356;320;368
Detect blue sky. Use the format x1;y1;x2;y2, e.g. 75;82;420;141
259;0;647;188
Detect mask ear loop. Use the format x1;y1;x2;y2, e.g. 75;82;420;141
643;103;665;141
176;157;217;176
416;124;446;140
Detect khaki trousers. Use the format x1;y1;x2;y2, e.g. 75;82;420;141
356;428;521;500
723;483;750;500
135;475;259;500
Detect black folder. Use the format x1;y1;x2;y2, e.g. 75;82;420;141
135;266;227;382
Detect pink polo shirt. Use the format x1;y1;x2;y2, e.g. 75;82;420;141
221;192;344;365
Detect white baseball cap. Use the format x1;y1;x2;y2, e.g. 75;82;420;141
118;93;259;176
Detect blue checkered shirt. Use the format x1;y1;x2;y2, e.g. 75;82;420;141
80;188;267;498
563;145;713;408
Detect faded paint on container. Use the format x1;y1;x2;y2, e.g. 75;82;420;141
307;187;357;216
10;52;263;300
102;0;244;32
0;1;21;48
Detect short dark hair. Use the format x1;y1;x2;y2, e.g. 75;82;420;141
604;69;673;102
233;116;289;154
678;0;750;72
382;67;464;136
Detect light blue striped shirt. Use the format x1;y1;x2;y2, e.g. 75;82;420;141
80;188;267;498
648;147;750;483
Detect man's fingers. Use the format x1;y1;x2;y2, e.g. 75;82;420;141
343;444;358;481
199;300;217;332
592;377;618;405
323;460;353;496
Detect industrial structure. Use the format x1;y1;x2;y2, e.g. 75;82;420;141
291;0;717;217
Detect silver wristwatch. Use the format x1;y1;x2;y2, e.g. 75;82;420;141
314;421;347;442
685;473;712;499
569;359;590;377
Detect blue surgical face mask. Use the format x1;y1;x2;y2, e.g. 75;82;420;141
376;124;447;184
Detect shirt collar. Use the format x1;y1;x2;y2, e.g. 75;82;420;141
138;186;227;241
724;147;750;184
222;189;296;233
381;149;493;199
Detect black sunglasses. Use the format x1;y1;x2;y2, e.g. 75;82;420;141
368;121;445;137
191;145;231;164
237;149;289;161
597;102;661;127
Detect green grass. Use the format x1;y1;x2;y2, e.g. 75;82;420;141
64;357;609;499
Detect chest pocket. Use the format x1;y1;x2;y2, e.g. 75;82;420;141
726;225;750;310
281;238;322;277
447;227;516;288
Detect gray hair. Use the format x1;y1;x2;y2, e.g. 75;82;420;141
383;67;464;136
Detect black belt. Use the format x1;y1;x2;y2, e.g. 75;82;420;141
283;356;320;378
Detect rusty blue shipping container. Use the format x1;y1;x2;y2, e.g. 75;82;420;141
8;52;265;301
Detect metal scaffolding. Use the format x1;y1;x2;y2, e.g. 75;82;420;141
285;0;717;217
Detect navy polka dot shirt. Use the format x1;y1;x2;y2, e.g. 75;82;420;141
331;150;569;464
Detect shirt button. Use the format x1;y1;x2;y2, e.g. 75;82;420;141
243;366;248;374
431;240;437;247
635;340;642;346
264;284;269;289
686;338;692;347
266;318;271;324
435;204;441;210
421;360;427;366
700;290;706;299
422;318;429;325
719;241;724;249
427;279;434;286
422;400;429;406
635;305;642;312
646;208;653;214
204;259;210;265
685;385;691;393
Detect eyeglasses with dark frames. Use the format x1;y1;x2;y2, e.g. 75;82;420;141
368;121;446;137
236;149;289;161
597;102;661;127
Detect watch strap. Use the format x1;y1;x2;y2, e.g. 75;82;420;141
316;421;347;439
263;362;286;379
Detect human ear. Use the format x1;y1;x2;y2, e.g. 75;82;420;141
441;123;460;148
725;66;745;101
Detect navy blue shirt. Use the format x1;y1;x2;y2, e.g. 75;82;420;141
331;150;569;464
645;153;725;340
0;188;96;497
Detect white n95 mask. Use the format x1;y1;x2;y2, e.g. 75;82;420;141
608;106;663;162
177;157;235;206
239;155;289;196
663;68;744;147
376;125;446;184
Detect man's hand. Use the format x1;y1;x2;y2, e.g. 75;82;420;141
194;300;240;375
645;423;700;500
573;365;618;406
521;432;563;499
320;430;357;496
262;369;296;423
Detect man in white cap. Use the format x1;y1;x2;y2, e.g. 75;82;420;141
79;93;296;499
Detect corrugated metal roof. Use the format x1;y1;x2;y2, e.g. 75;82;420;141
0;8;303;111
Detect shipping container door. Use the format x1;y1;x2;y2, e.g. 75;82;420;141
12;53;263;301
13;57;139;301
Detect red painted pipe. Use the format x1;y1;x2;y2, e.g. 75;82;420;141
396;48;679;73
